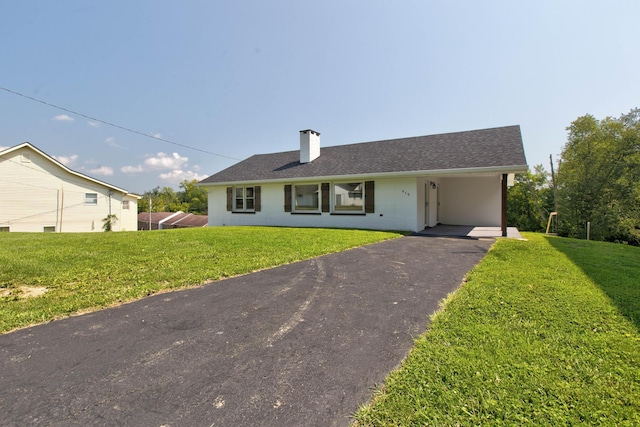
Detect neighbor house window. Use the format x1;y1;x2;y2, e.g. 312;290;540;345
43;226;56;232
123;200;130;210
333;182;364;212
0;226;9;232
294;184;319;211
84;193;98;205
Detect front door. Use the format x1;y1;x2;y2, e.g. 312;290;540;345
425;181;439;228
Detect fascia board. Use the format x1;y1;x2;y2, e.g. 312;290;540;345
197;164;529;186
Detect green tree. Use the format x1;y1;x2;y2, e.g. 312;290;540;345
137;181;208;215
508;165;554;232
178;179;208;214
102;214;118;232
138;186;178;213
557;108;640;244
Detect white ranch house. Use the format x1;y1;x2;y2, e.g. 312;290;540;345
199;126;528;234
0;142;139;232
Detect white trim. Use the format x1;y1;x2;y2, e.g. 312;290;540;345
332;180;365;214
197;164;528;187
232;185;256;212
158;211;184;230
292;183;321;213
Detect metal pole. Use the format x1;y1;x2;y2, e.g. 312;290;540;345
550;154;558;233
587;221;591;240
59;186;64;232
501;174;508;237
148;196;152;230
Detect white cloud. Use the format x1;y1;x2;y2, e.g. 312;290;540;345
121;151;189;174
0;145;10;152
87;121;100;128
121;152;197;186
88;166;114;176
120;165;145;173
53;154;79;166
145;152;188;169
159;169;208;183
53;114;74;122
105;137;121;148
152;133;162;139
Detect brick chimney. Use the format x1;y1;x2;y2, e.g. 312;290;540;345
299;129;320;163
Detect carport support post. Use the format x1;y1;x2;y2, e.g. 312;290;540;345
501;174;508;237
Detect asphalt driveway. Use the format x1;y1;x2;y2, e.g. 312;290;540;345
0;235;494;426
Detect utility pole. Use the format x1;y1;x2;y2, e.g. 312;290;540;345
148;195;152;230
550;154;558;233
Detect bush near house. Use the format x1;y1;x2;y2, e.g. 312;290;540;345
354;233;640;426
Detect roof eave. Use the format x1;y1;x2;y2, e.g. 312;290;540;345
2;142;134;195
197;164;529;186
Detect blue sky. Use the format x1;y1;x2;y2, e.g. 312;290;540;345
2;1;639;194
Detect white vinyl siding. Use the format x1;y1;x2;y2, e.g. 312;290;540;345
0;146;139;232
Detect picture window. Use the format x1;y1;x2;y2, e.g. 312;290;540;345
294;184;319;211
333;182;364;212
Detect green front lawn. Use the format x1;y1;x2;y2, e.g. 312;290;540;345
354;233;640;425
0;227;402;333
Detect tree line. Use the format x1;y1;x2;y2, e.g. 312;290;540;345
137;179;208;215
508;108;640;245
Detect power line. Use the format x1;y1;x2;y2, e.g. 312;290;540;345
2;200;90;225
0;86;241;161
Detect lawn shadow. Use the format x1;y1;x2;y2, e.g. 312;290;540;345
545;235;640;331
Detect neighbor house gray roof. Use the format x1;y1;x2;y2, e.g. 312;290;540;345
200;125;527;184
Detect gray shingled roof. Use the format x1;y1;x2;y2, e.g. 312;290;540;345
200;125;527;184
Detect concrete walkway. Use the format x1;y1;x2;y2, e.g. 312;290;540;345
415;224;523;239
0;235;494;426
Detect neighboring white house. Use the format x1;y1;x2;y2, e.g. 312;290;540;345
0;142;140;232
198;126;528;234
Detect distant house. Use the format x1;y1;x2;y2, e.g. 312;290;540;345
138;211;208;230
0;142;139;232
198;126;528;234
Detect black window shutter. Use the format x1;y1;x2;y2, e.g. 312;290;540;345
284;185;292;212
254;186;261;212
321;183;330;212
365;181;375;213
226;187;233;211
